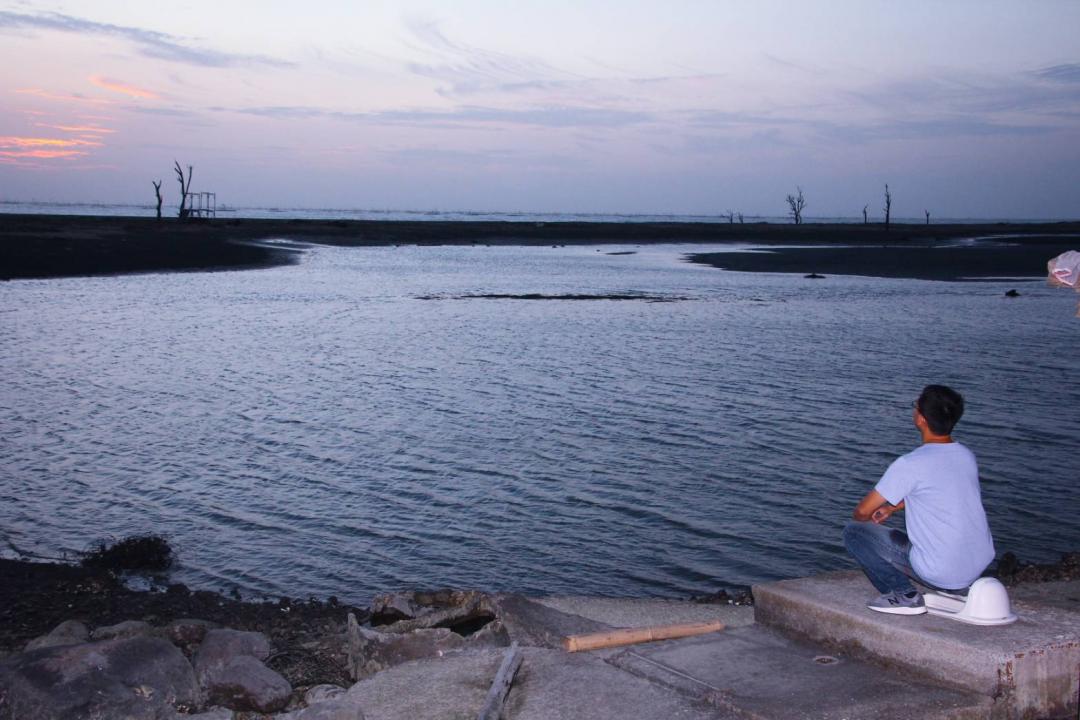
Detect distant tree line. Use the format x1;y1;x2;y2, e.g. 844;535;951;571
764;183;927;230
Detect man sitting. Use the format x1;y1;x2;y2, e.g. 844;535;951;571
844;385;995;614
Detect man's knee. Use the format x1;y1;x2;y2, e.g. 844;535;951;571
842;520;873;552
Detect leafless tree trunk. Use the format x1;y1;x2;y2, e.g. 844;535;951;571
723;210;735;224
174;161;193;219
883;184;892;231
736;212;744;224
152;180;163;219
862;204;868;224
925;209;930;225
785;187;806;224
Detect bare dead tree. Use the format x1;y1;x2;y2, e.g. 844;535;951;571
785;186;806;224
883;184;892;231
925;209;930;225
723;210;735;224
174;161;193;218
736;211;744;224
862;204;868;224
152;180;163;219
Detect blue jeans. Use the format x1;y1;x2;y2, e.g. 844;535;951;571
842;521;919;594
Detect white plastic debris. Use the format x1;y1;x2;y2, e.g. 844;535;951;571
1047;250;1080;316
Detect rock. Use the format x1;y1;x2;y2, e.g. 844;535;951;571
369;593;420;624
23;619;89;651
488;594;610;648
164;618;219;652
377;591;494;635
275;695;366;720
346;619;466;680
184;708;234;720
304;684;346;704
193;628;270;681
0;636;198;720
91;619;154;641
467;618;511;648
203;655;292;714
369;589;486;628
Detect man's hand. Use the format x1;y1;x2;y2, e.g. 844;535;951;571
871;505;894;524
852;490;904;522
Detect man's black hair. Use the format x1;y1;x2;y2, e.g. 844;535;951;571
917;385;965;436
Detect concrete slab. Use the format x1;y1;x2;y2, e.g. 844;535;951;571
609;625;991;720
753;571;1080;719
508;647;730;720
344;646;729;720
343;648;502;720
531;596;755;630
491;594;612;649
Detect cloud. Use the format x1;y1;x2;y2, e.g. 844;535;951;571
37;124;115;134
16;88;113;105
846;71;1080;117
402;18;581;96
1033;63;1080;84
826;118;1054;143
0;136;102;148
0;10;292;68
89;75;159;99
220;103;653;129
0;149;86;159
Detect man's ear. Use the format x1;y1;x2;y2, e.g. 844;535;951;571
913;409;928;430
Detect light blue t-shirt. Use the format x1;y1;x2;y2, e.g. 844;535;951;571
875;442;995;589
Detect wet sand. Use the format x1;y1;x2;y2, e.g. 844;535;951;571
687;241;1078;281
1;213;1077;280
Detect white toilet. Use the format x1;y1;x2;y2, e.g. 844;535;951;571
924;577;1017;626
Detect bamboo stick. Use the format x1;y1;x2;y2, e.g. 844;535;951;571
563;620;725;652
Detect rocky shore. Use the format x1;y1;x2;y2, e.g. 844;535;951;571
1;213;1077;280
0;550;1074;719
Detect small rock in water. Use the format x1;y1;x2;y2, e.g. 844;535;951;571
1005;289;1020;297
804;272;825;279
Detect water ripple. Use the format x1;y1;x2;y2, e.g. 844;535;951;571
1;245;1078;603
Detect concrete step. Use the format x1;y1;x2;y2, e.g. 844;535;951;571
752;570;1080;719
531;595;755;631
608;624;990;719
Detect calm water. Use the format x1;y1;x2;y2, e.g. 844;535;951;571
1;244;1078;603
0;200;1057;224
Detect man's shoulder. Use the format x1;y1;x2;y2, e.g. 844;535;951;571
902;442;977;470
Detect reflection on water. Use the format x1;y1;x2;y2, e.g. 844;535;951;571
1;244;1078;603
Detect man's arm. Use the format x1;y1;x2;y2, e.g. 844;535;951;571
853;490;896;522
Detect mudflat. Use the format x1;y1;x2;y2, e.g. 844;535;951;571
1;213;1077;280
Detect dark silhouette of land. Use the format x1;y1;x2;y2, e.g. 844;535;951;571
1;213;1076;280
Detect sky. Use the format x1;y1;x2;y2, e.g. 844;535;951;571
1;1;1079;218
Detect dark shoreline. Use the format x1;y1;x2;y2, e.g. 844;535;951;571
1;213;1077;280
2;551;1074;656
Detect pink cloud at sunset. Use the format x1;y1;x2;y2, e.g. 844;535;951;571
88;75;159;100
38;124;116;134
0;149;87;159
0;136;103;148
